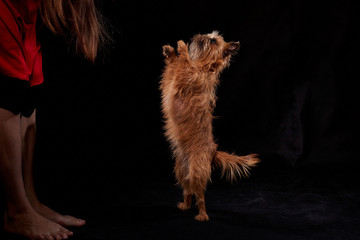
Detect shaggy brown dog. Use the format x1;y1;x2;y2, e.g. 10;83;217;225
160;31;260;221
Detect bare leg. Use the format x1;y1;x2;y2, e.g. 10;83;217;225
0;108;72;240
21;110;86;227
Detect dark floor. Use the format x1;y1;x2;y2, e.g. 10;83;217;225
1;166;360;240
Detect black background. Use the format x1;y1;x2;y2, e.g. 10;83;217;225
9;0;360;239
36;0;360;185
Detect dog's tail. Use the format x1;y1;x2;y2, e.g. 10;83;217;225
212;151;260;182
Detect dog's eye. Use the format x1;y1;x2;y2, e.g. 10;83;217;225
210;38;217;44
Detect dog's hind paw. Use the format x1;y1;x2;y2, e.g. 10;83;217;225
177;202;191;211
195;213;209;221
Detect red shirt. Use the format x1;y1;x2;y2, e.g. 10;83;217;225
0;0;43;86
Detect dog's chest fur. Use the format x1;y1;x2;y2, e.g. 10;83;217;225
160;63;219;151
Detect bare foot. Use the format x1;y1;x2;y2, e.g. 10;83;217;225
32;203;86;228
4;209;73;240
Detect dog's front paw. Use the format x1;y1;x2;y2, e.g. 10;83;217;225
177;40;188;55
195;213;209;221
163;45;175;58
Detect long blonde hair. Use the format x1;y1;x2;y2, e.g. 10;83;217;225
40;0;108;62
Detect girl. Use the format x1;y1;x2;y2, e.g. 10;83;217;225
0;0;107;239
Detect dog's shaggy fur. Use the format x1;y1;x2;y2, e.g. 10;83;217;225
160;31;260;221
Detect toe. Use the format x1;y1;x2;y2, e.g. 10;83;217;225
76;219;86;226
43;233;54;240
64;215;86;227
54;233;63;240
59;232;68;239
35;234;46;240
58;225;72;236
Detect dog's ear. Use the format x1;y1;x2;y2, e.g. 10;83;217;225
224;41;240;56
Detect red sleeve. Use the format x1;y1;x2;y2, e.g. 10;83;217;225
0;0;43;86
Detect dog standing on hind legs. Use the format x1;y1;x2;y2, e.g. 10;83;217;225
160;31;260;221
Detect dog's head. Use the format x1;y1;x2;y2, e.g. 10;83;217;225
189;31;240;73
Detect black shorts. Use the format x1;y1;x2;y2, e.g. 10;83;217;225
0;75;39;118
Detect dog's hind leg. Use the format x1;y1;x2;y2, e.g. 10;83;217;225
194;190;208;221
177;184;192;211
174;155;192;210
188;153;212;221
